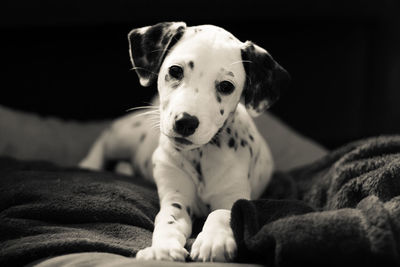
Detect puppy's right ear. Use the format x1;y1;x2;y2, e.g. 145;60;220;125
128;22;187;87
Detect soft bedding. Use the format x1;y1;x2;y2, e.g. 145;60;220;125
1;136;400;266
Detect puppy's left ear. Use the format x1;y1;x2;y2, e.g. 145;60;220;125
128;22;187;87
241;41;290;117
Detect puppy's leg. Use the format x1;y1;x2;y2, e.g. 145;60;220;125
191;209;236;262
79;113;149;171
190;168;251;262
79;130;109;170
136;147;195;261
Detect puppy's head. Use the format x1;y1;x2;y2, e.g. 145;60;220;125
128;22;290;150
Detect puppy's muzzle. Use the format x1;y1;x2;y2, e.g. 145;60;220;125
173;112;199;137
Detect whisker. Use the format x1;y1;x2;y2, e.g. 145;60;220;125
229;60;253;66
129;66;159;76
145;114;161;119
226;60;253;86
150;48;171;54
143;101;157;106
126;106;159;112
147;115;161;119
150;124;161;130
148;119;161;124
133;111;160;119
133;109;159;115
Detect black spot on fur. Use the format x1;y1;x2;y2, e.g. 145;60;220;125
226;127;231;134
228;138;235;148
249;134;254;141
188;61;194;69
168;221;174;224
195;162;202;178
172;203;182;209
199;150;203;157
241;139;248;147
132;121;141;127
216;95;222;103
249;147;253;157
220;109;224;115
171;82;180;89
140;133;146;142
211;135;221;147
186;206;191;215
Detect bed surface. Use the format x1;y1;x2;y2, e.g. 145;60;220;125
29;252;264;267
2;135;400;266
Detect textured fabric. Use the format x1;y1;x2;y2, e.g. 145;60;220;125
2;136;400;266
232;135;400;266
0;158;158;266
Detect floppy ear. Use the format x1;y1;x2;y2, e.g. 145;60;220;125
241;41;290;117
128;22;187;87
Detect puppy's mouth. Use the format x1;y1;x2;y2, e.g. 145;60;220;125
173;137;193;145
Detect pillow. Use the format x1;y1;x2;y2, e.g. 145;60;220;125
0;105;109;166
254;112;327;170
0;105;326;170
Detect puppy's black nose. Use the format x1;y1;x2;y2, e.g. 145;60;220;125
173;112;199;137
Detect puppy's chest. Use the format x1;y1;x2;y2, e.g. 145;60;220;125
177;122;259;202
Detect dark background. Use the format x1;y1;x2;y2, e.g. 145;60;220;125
1;0;399;149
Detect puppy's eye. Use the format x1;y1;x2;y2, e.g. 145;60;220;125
168;65;184;80
217;81;235;95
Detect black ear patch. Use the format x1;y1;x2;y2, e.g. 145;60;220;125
241;41;290;116
128;22;187;87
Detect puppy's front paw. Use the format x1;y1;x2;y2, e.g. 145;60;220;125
136;244;189;261
190;229;237;262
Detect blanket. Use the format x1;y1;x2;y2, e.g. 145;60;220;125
1;136;400;266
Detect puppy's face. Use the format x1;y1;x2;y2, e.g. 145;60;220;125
157;26;246;150
128;22;290;151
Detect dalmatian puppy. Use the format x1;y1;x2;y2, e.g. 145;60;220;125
80;22;290;262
